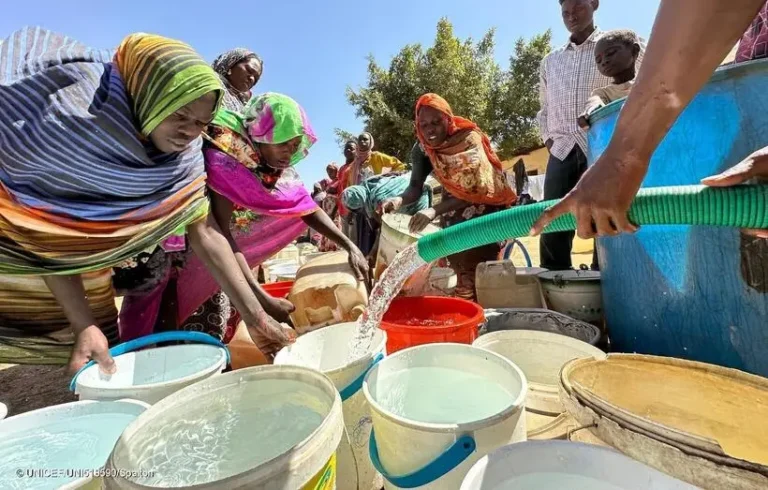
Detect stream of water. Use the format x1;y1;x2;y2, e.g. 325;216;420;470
348;243;428;359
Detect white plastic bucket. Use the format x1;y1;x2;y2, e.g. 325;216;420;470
275;322;387;490
363;343;527;489
104;365;343;490
0;399;149;490
473;330;605;416
0;402;6;420
460;440;696;489
72;332;228;405
375;214;440;292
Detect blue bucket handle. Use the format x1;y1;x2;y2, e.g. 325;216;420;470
502;238;533;268
69;331;230;392
369;429;476;488
339;353;384;402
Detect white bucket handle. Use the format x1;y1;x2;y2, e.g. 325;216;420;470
369;429;476;488
339;353;384;401
69;331;230;392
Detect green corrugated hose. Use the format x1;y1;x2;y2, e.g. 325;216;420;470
417;185;768;263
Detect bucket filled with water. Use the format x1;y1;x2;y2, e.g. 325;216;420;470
380;296;484;354
474;330;605;440
560;354;768;489
71;332;229;405
460;440;696;489
275;321;387;490
104;365;343;489
0;399;149;490
363;343;527;489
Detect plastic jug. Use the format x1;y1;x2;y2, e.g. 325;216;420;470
375;213;440;295
289;251;368;335
475;261;548;309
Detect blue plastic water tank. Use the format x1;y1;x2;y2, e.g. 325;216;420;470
587;59;768;376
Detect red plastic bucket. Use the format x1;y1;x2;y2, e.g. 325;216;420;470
262;281;293;298
380;296;485;354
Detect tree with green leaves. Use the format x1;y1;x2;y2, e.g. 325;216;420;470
340;18;551;161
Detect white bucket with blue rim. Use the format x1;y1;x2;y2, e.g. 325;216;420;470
71;331;229;405
275;321;387;490
0;399;149;489
363;343;527;489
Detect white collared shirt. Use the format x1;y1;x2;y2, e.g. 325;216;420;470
537;28;645;161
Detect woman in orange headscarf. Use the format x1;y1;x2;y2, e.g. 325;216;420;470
380;93;517;300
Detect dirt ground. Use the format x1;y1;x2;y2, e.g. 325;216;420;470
0;363;76;417
1;237;594;418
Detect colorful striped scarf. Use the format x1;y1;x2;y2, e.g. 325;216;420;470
0;27;222;274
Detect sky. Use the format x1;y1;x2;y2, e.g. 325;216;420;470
3;0;662;188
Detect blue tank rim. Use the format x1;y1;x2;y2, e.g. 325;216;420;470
587;57;768;125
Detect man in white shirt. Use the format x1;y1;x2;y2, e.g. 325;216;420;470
537;0;643;270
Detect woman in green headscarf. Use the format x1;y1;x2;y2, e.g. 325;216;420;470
341;172;433;264
119;93;369;359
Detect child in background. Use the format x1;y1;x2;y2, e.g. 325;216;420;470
578;29;641;129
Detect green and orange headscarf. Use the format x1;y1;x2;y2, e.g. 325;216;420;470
115;33;223;136
415;93;516;207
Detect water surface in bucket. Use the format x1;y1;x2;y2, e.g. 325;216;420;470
350;244;428;359
494;473;624;489
120;380;326;487
377;366;515;424
0;412;137;490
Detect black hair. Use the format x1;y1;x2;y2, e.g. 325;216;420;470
344;140;357;149
597;29;639;48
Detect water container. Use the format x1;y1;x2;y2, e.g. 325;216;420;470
261;280;293;298
363;344;527;489
473;330;605;417
376;213;440;294
380;296;485;354
587;60;768;376
460;441;696;489
270;243;300;262
0;399;148;490
423;267;457;296
537;270;602;323
275;322;387;490
71;332;229;405
289;251;369;335
475;261;547;309
482;308;601;346
561;354;768;489
105;365;344;490
261;258;298;284
0;402;6;420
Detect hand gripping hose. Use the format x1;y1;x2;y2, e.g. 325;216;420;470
416;185;768;263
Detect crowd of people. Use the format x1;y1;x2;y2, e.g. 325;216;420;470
0;0;767;374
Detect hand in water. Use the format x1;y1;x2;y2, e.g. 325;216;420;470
248;314;296;357
262;297;295;324
378;197;403;215
409;208;437;234
531;146;644;238
68;325;116;375
702;149;768;239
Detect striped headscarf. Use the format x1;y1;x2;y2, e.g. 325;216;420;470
212;48;262;111
0;27;222;274
115;33;224;136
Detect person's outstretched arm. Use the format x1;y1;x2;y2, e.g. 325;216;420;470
187;215;294;346
531;0;765;239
